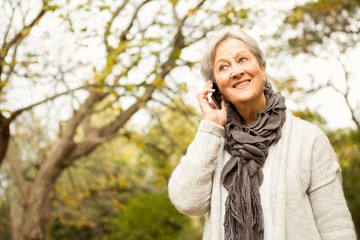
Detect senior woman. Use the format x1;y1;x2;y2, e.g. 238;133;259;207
168;28;356;240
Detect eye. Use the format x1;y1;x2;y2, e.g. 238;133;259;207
219;64;228;71
238;57;247;63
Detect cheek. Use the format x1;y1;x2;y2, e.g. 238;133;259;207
252;67;265;82
214;74;226;87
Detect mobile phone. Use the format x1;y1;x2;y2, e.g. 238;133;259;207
211;82;222;109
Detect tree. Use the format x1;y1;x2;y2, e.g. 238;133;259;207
272;0;360;130
0;0;252;239
46;97;200;239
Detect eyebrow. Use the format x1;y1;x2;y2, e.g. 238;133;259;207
214;58;226;66
214;51;250;65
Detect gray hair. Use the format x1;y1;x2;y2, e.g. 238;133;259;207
200;28;266;83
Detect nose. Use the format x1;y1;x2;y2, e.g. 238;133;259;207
230;64;244;78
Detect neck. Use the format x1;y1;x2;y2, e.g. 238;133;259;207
234;93;266;125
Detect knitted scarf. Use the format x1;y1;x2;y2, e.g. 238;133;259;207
221;86;286;240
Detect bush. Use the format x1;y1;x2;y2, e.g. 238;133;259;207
107;192;201;240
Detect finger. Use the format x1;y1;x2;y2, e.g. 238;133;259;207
206;81;215;92
197;91;208;102
221;100;226;110
198;82;214;100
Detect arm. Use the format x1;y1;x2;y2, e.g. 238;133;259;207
308;130;357;239
168;120;224;216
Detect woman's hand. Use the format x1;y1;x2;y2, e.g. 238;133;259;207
197;80;227;126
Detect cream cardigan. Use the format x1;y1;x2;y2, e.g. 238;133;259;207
168;111;357;240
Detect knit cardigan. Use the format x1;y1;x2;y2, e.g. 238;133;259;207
168;111;357;240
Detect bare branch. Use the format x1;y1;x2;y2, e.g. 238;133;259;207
104;0;130;52
152;91;199;128
332;58;360;130
61;84;155;164
181;0;206;24
9;85;85;122
104;0;152;51
55;65;83;109
304;82;331;94
1;1;17;50
64;91;107;142
0;0;49;95
3;34;21;84
0;85;88;166
118;0;153;43
98;84;155;138
1;3;47;54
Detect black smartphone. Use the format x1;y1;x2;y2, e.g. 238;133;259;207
211;82;222;109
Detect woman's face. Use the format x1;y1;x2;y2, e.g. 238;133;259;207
213;37;266;108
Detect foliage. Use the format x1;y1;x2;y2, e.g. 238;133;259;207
47;142;138;239
327;128;360;234
47;131;160;239
132;96;200;181
271;0;360;130
283;0;360;55
0;200;10;240
107;192;201;240
48;219;99;240
47;97;200;239
292;107;327;129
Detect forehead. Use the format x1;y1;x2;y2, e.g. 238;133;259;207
214;38;251;59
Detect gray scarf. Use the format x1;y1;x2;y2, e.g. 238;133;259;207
222;86;286;240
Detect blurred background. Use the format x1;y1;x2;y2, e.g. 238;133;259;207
0;0;359;239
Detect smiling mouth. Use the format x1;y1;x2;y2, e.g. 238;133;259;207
234;80;251;88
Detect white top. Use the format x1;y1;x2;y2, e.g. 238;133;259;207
168;113;356;240
221;147;274;240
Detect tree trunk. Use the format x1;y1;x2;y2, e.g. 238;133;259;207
9;182;24;240
10;181;55;240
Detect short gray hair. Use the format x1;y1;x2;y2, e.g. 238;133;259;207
200;28;266;83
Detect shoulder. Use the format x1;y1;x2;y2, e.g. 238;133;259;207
285;111;329;144
284;111;336;163
284;112;340;192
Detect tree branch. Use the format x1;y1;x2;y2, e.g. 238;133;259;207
0;0;49;95
118;0;153;43
333;58;360;130
36;91;107;183
103;0;130;52
1;2;47;56
99;84;155;138
63;84;155;163
3;35;21;84
1;0;16;51
8;86;85;122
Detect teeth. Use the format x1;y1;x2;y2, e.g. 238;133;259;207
234;80;250;88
